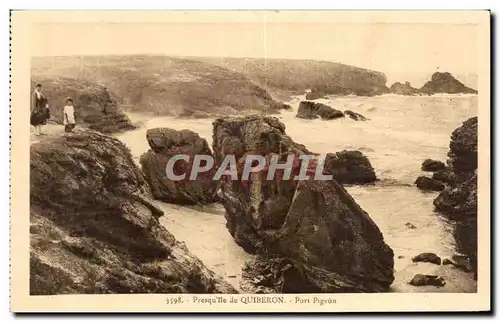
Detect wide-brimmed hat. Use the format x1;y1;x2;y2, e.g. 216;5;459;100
65;97;73;102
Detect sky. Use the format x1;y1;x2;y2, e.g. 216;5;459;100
31;22;479;87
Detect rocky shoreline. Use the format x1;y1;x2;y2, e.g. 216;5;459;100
408;116;478;283
30;115;392;294
30;98;478;294
433;117;478;278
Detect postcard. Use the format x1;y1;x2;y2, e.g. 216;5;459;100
10;10;490;312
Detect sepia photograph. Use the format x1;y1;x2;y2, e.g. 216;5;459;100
10;10;490;312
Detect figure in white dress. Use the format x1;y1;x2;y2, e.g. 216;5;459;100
63;98;76;133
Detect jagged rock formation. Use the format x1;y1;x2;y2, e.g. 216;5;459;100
389;81;422;95
296;101;344;120
420;72;478;94
140;128;218;205
30;129;236;295
31;78;135;133
212;115;394;293
433;117;478;278
324;150;377;184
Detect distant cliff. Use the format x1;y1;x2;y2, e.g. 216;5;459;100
31;56;290;118
196;57;390;99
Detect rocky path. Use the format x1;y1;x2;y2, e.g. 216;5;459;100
29;123;66;145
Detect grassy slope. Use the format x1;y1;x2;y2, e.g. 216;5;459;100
194;57;389;99
32;55;287;117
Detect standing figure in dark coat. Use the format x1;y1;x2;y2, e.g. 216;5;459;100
30;83;50;135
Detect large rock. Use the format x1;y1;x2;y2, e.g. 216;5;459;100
415;176;445;191
420;72;478;94
31;77;135;134
389;81;422;95
421;159;446;172
296;101;344;120
323;150;377;184
140;128;218;205
213;115;394;292
433;116;478;279
30;129;236;295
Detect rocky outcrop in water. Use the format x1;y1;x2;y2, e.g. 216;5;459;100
296;101;344;120
420;72;478;94
32;77;135;134
412;253;442;265
415;176;445;191
390;81;422;95
324;150;377;184
344;110;369;121
140;128;218;205
212;115;394;293
421;159;446;172
409;274;445;287
30;129;235;295
433;116;478;278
